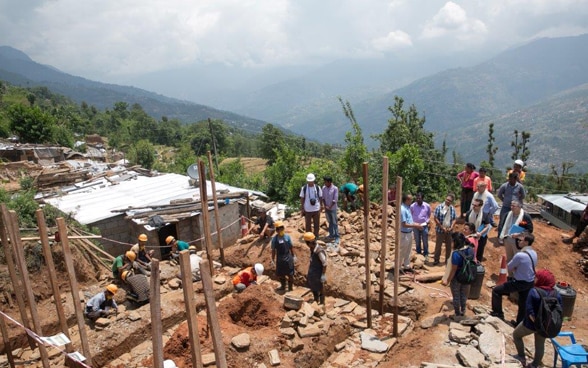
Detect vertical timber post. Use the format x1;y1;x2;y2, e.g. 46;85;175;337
179;251;204;368
379;156;389;315
207;151;225;266
393;176;402;337
362;162;372;328
150;259;163;368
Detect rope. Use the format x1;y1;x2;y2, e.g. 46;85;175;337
0;310;92;368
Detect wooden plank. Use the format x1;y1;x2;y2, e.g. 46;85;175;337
8;211;50;368
379;156;389;315
0;204;35;349
200;260;227;368
150;259;164;368
198;160;215;276
207;151;225;266
0;306;16;368
36;210;73;353
362;162;372;328
57;218;92;365
179;251;204;368
393;176;402;337
21;235;102;241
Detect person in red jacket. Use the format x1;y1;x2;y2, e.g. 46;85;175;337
232;263;264;292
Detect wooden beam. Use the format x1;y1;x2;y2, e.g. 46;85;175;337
200;260;227;368
8;211;50;368
207;151;225;266
393;176;402;337
57;218;92;365
198;160;215;276
150;259;164;368
362;162;372;328
20;235;102;241
0;204;35;349
0;306;16;368
36;210;73;353
179;251;204;368
379;156;389;315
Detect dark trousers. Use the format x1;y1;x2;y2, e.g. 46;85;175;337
460;188;474;216
304;211;320;238
491;279;534;324
476;236;488;262
575;218;588;238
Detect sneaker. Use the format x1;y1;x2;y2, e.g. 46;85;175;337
509;320;519;327
562;237;573;244
490;311;504;319
510;354;526;366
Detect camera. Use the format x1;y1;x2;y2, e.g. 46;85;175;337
310;198;317;205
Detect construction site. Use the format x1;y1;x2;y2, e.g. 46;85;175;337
1;155;588;368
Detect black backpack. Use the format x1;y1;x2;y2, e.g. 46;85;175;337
455;249;476;284
534;288;563;338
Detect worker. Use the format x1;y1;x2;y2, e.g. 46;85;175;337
507;159;526;182
84;284;118;321
112;251;135;280
271;221;295;292
340;182;363;211
166;236;189;265
121;270;150;304
304;232;327;305
175;246;203;282
232;263;264;292
252;208;275;240
131;234;153;275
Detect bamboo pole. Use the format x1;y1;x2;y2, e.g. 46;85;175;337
8;211;50;368
200;260;227;368
150;259;164;368
56;218;92;365
35;210;73;353
0;204;35;349
207;151;225;266
21;235;102;241
198;160;215;276
362;162;372;328
179;251;204;368
379;157;389;315
0;306;15;368
393;176;402;337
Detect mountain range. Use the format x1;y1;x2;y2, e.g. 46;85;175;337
1;34;587;172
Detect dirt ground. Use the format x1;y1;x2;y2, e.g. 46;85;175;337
1;203;587;367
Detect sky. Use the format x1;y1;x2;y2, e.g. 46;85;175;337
1;0;588;82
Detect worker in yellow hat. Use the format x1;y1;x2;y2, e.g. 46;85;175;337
121;270;150;304
112;251;135;280
271;221;295;292
166;235;190;265
84;284;118;321
130;234;153;276
304;232;327;305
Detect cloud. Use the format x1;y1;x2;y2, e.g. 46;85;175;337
421;2;487;40
371;30;413;52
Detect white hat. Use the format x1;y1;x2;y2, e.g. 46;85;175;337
514;159;524;167
306;173;316;182
254;263;264;275
163;360;177;368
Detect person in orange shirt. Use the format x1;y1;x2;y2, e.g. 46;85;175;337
473;167;493;192
507;160;526;182
232;263;264;292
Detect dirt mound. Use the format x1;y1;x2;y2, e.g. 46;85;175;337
220;285;284;328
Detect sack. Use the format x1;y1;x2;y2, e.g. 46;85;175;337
534;288;563;338
455;249;476;284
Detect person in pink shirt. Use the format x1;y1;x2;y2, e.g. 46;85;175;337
472;167;493;192
457;163;479;218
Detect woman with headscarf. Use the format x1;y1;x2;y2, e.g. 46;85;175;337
512;269;562;368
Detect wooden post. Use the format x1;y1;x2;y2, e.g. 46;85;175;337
207;151;225;266
179;251;204;368
379;157;389;315
198;160;215;276
199;260;227;368
149;259;164;368
7;211;50;368
0;204;35;349
0;307;15;368
362;162;372;328
36;210;73;353
393;176;402;337
56;218;92;365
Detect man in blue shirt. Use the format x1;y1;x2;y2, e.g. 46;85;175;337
497;173;526;244
400;194;423;271
491;232;537;325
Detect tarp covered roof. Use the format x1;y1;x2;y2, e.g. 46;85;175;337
537;193;588;212
46;173;264;225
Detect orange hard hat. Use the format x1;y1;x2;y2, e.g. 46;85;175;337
165;235;175;245
138;234;148;242
106;284;118;294
125;251;136;262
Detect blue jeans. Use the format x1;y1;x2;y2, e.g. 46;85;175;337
413;227;429;256
325;209;339;240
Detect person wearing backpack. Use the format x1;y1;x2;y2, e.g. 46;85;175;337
300;173;323;238
512;269;562;368
491;232;537;325
442;232;475;317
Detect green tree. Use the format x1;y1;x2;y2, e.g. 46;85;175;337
264;146;301;202
8;104;55;143
387;145;425;195
128;139;155;169
259;124;285;164
486;123;498;171
338;97;368;181
511;130;531;162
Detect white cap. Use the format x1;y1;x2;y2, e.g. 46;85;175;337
254;263;264;275
163;360;177;368
306;173;316;182
514;159;524;167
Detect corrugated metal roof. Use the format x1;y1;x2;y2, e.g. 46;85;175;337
46;173;264;225
537;194;588;212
